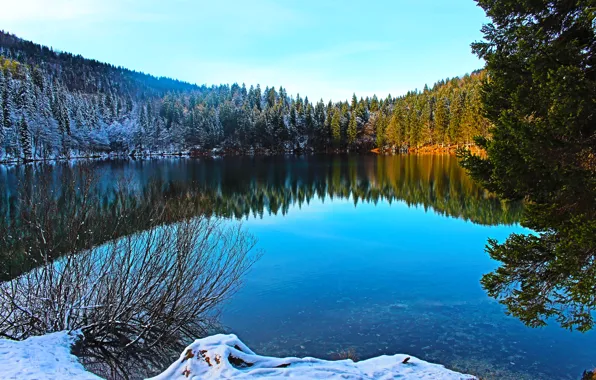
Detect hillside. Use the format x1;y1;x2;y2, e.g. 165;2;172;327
0;31;489;162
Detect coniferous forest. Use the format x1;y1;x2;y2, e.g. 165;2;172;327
0;30;490;162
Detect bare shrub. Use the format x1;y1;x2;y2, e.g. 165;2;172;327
0;185;260;378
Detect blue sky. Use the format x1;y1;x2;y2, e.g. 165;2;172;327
1;0;488;102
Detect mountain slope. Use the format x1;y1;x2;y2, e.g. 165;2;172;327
0;31;489;162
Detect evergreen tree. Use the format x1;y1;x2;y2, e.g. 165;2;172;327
434;97;450;146
459;0;596;332
385;107;402;150
370;95;379;112
375;112;386;149
19;116;31;161
136;106;148;151
2;72;12;132
347;112;357;147
331;109;341;147
339;103;349;145
448;92;464;145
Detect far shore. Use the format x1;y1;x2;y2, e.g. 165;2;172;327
0;144;483;165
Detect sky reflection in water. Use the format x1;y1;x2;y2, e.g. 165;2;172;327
1;155;594;379
222;195;594;380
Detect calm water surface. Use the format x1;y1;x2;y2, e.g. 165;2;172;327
1;155;593;379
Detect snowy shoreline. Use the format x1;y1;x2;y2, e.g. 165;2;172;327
0;332;476;379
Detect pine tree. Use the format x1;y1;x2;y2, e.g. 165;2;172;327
1;71;11;146
18;73;34;118
19;116;31;161
325;101;333;148
305;103;314;138
2;73;13;132
136;106;148;151
434;97;450;146
385;107;402;150
459;0;596;332
347;113;357;147
375;111;386;149
331;109;341;147
448;92;464;145
370;95;379;112
339;102;349;145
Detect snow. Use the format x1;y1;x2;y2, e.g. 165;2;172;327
150;334;477;380
0;332;476;379
0;331;101;380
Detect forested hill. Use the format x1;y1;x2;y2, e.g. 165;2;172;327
0;30;490;162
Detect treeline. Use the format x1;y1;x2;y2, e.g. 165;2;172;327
0;31;490;162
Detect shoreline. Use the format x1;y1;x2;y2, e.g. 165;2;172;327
0;332;477;379
0;144;481;166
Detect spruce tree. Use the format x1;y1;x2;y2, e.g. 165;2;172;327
331;109;341;147
2;73;12;131
375;112;386;149
434;97;450;146
370;95;379;113
347;113;357;147
19;116;31;161
460;0;596;331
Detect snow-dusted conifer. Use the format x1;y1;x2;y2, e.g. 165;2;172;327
18;116;31;161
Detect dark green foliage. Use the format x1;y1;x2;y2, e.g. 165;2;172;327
1;71;11;131
331;109;341;146
347;112;357;147
18;116;31;160
459;0;596;331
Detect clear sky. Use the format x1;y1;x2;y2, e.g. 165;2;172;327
0;0;488;102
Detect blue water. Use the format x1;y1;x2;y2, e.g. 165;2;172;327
1;155;593;379
222;198;594;380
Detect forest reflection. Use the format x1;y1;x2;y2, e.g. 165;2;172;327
0;154;522;280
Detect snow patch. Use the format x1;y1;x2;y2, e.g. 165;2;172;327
0;331;101;380
150;334;477;380
0;332;476;379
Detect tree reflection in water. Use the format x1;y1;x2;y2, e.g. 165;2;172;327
0;155;521;379
0;155;522;280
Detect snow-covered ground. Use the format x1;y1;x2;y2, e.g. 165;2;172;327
0;331;101;380
0;332;476;379
151;334;476;380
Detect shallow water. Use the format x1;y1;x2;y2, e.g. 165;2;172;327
1;155;593;379
222;196;593;379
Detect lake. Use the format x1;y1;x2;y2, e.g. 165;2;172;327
0;155;593;379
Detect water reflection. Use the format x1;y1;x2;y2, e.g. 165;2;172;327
1;155;591;380
0;155;520;280
220;196;594;380
0;180;258;380
166;155;521;225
